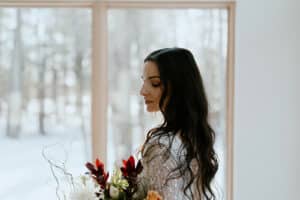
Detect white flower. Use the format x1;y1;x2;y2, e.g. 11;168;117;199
109;185;120;199
69;175;101;200
110;168;129;190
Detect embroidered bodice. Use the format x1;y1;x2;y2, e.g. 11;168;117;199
136;133;198;200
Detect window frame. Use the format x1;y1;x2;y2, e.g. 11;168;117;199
0;1;235;200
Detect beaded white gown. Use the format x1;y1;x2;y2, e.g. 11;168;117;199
136;133;199;200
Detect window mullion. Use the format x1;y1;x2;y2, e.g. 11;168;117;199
91;1;108;164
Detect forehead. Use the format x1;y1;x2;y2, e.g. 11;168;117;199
143;61;160;76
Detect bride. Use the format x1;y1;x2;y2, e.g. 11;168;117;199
137;48;219;200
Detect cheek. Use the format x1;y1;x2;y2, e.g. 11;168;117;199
154;89;163;102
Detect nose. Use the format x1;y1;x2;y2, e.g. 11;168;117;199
140;83;148;96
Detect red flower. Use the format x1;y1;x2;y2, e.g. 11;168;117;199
120;156;143;197
86;158;109;189
121;156;134;177
121;156;143;179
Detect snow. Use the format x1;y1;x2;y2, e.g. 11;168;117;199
0;121;90;200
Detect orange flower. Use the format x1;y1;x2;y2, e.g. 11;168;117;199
146;190;163;200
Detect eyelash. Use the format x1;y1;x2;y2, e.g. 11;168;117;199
152;83;161;87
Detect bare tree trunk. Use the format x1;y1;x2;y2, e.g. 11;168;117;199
38;51;47;135
218;10;225;140
63;62;67;123
75;52;89;157
208;10;214;47
74;53;83;127
51;65;59;122
135;41;145;134
131;15;146;136
6;9;24;138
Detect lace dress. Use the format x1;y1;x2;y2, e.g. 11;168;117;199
135;133;198;200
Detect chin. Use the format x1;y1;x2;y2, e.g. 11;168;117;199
146;106;159;112
146;108;154;112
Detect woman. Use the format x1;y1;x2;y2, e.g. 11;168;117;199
138;48;219;200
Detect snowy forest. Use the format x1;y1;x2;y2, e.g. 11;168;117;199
0;7;228;200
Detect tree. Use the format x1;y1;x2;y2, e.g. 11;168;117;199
6;9;24;138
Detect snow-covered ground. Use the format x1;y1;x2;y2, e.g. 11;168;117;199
0;121;90;200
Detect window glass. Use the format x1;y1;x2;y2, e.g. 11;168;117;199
108;8;228;198
0;8;91;200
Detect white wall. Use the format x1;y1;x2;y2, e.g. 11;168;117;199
234;0;300;200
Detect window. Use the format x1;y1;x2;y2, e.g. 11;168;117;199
0;7;92;199
0;1;234;200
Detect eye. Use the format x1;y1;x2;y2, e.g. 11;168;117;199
151;82;161;87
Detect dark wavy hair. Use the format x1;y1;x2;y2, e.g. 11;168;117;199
142;48;219;200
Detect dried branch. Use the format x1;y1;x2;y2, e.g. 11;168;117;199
42;144;75;200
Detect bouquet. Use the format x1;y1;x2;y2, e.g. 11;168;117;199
68;156;162;200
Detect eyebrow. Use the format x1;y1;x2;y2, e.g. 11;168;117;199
141;75;160;80
148;76;160;80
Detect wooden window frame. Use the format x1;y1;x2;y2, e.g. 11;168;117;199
0;1;235;200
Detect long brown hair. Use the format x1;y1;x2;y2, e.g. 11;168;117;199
142;48;219;200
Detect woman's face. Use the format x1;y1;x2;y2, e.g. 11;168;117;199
140;61;163;112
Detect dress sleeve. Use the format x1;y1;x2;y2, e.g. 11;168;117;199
138;142;185;200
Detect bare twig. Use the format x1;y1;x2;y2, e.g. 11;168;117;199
42;144;75;200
